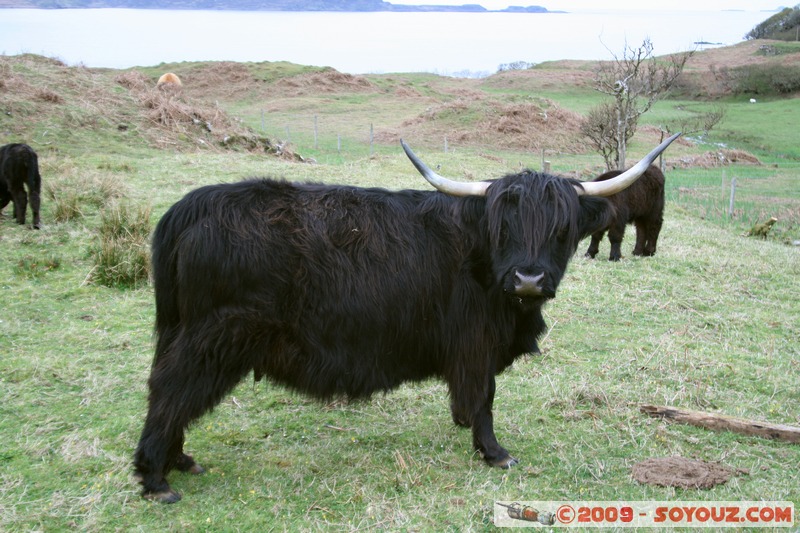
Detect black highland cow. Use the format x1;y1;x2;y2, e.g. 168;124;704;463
584;164;665;261
0;143;42;229
134;134;680;503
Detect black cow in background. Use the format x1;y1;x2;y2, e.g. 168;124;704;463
0;143;42;229
584;164;665;261
134;134;680;503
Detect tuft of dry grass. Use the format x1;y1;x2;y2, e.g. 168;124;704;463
89;201;152;288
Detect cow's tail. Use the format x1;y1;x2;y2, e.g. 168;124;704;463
27;148;41;228
149;203;185;368
26;148;41;193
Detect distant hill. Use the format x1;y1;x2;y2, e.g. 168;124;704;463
745;5;800;41
0;0;552;12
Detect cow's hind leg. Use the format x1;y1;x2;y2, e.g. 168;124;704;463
0;191;10;216
134;328;252;503
28;186;40;229
10;186;27;225
633;215;662;257
643;216;663;257
606;220;626;261
632;219;648;256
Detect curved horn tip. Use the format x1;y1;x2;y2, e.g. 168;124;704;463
400;139;491;197
575;132;682;197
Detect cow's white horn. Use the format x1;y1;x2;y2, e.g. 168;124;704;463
576;132;681;197
401;139;491;197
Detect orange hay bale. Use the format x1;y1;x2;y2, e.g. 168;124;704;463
157;72;183;88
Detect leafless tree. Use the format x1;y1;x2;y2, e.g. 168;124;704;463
664;104;727;140
583;38;694;170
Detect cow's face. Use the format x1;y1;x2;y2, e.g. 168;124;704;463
486;174;611;304
399;134;680;304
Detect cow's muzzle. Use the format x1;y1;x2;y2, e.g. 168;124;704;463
512;271;554;299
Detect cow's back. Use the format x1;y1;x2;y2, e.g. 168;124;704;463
151;178;480;399
593;165;664;221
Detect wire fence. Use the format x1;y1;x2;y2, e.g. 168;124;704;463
250;111;799;240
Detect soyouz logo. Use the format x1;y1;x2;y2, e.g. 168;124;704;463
494;501;795;528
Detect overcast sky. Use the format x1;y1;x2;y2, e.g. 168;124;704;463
391;0;785;12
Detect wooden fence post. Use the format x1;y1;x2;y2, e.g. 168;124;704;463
728;177;737;217
721;169;726;196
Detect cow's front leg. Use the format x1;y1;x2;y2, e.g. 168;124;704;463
473;376;518;468
449;372;518;468
584;231;603;259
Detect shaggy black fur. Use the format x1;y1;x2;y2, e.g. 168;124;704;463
584;165;665;261
134;171;613;502
0;143;41;229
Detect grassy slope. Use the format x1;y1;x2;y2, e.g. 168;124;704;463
0;48;798;530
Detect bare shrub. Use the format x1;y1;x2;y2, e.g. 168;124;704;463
115;70;151;92
34;88;64;104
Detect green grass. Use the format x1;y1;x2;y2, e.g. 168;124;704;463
1;53;798;530
2;148;799;531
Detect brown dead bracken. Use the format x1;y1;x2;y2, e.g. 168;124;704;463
631;457;733;489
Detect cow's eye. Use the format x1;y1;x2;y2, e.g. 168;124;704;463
499;227;509;244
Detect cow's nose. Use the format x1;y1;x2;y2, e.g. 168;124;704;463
513;271;545;297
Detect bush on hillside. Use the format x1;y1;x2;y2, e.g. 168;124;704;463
746;5;800;41
729;63;800;95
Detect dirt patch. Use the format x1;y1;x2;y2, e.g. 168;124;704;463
685;40;792;72
273;69;375;95
175;62;257;100
381;96;586;152
116;70;301;158
670;149;762;169
631;457;735;489
482;64;595;92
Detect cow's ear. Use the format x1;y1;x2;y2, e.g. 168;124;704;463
577;196;612;238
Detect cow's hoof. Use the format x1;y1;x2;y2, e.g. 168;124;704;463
451;415;470;428
143;489;182;504
186;463;205;475
175;453;205;475
490;455;519;469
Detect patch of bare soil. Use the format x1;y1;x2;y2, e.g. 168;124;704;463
686;39;792;72
272;69;376;95
670;149;762;169
179;61;256;99
677;39;800;97
379;96;586;152
115;70;301;158
632;457;737;489
482;65;595;92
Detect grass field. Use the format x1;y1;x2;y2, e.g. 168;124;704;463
1;49;799;530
